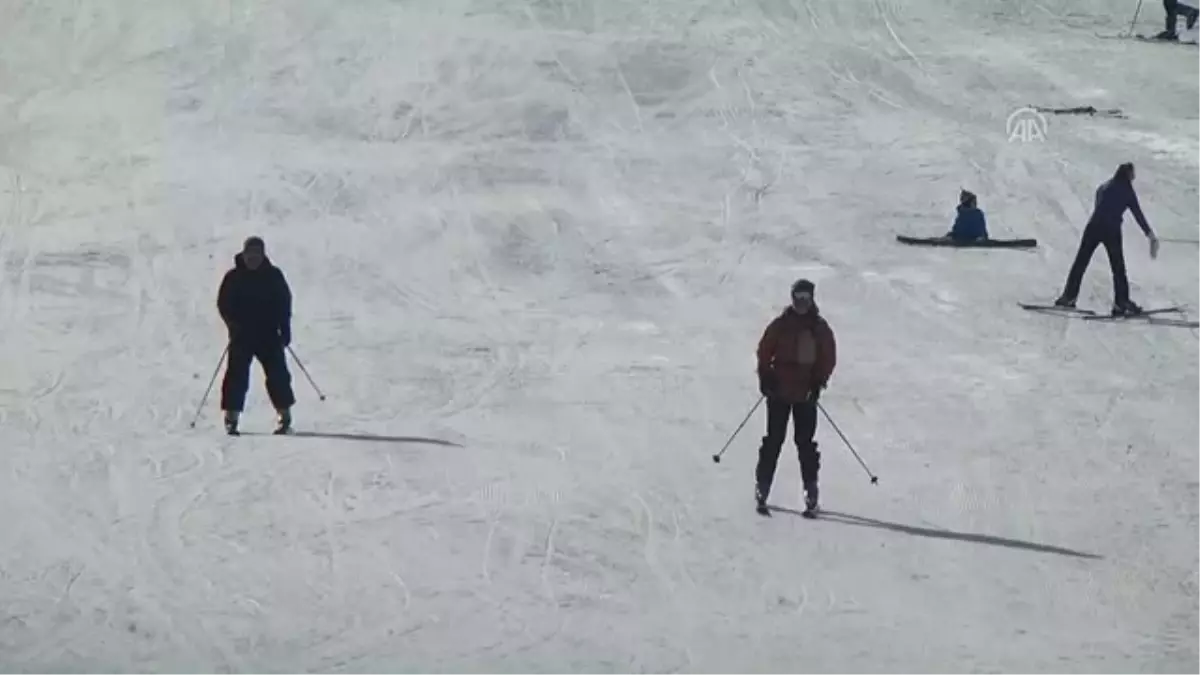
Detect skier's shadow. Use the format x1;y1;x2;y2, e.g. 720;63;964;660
250;430;462;447
770;506;1102;560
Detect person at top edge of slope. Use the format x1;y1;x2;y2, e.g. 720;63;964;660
945;189;989;242
755;279;837;514
217;236;296;435
1055;162;1159;316
1158;0;1199;40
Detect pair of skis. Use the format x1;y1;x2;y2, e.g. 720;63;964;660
758;504;819;519
227;427;293;437
1022;302;1180;319
226;420;293;436
1096;32;1199;46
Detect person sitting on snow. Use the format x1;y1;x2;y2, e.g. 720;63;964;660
945;189;988;242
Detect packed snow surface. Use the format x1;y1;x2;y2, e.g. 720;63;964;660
1;0;1197;671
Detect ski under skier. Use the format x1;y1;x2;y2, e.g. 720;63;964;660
1158;0;1199;40
1055;162;1160;316
754;279;837;516
217;236;296;435
945;189;989;243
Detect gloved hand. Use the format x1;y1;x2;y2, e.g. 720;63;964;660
279;323;291;348
226;322;243;343
1148;232;1160;260
806;381;827;403
758;371;776;398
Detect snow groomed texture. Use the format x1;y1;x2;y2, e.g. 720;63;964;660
0;0;1195;671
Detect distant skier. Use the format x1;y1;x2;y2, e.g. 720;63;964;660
755;279;837;515
945;189;989;242
1158;0;1199;40
217;236;296;435
1055;162;1160;316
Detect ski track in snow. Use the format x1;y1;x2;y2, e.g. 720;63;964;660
0;0;1197;671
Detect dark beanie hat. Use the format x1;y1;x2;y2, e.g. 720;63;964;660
792;278;814;295
243;235;265;251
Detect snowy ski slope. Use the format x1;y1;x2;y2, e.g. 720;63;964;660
1;0;1197;671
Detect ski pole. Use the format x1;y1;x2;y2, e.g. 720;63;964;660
189;346;228;428
712;395;764;463
287;346;327;400
1126;0;1144;36
818;402;878;484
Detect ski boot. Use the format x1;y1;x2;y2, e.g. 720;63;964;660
274;407;293;435
224;411;240;436
755;484;770;516
799;441;821;518
1053;294;1077;309
803;482;820;518
1154;29;1179;40
1112;300;1144;317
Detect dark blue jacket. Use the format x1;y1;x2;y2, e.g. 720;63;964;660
1090;178;1150;235
949;204;988;241
217;253;292;344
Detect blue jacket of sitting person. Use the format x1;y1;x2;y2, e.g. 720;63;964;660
948;190;988;241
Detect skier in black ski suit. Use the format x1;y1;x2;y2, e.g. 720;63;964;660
217;236;295;434
1055;162;1159;316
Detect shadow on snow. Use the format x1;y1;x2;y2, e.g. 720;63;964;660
769;506;1102;560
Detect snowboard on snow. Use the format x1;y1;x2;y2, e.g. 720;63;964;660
897;235;1038;249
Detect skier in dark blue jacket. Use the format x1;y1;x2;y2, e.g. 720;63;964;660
1055;163;1160;315
217;236;296;435
946;190;988;242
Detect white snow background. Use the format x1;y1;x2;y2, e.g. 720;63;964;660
0;0;1197;671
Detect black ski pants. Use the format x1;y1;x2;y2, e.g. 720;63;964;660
1061;221;1129;306
756;397;820;499
1165;0;1199;32
220;339;296;412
